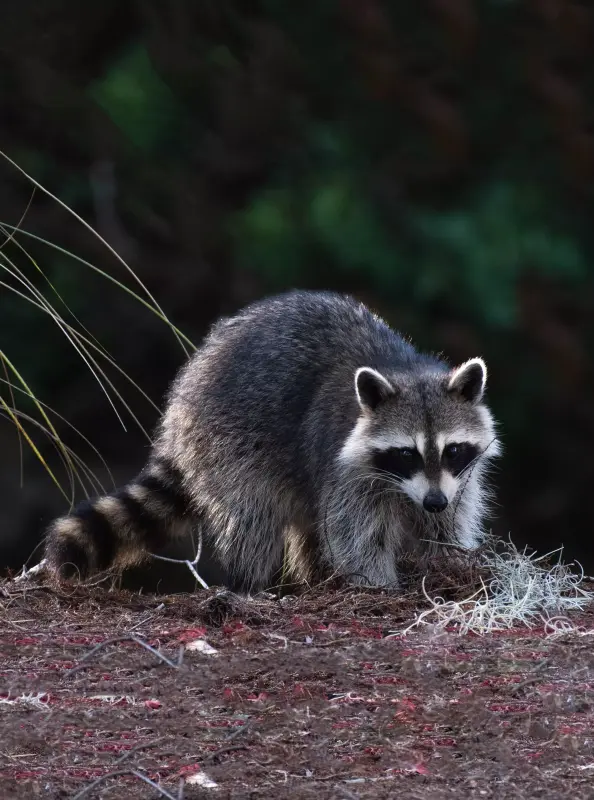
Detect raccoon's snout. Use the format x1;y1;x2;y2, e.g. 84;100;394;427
423;489;448;514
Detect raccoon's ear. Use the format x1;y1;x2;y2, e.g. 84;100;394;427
447;357;487;404
355;367;395;412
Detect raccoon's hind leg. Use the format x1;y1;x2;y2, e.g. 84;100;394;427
45;457;194;580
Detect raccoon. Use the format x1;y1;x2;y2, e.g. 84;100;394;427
44;290;501;592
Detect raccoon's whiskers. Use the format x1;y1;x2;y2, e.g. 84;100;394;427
327;467;406;492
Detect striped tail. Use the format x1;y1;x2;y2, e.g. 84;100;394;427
44;458;193;580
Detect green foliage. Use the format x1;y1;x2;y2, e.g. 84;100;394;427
231;188;304;287
307;176;396;281
233;171;586;329
411;182;586;327
89;45;182;153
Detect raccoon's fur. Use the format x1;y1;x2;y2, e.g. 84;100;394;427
44;290;501;591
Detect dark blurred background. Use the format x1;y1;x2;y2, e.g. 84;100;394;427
1;0;594;586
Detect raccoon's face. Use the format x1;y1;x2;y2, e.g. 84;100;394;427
339;358;501;515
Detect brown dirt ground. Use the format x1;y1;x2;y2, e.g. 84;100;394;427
1;571;594;800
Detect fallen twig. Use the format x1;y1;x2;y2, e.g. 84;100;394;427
71;768;178;800
12;559;47;583
150;527;209;589
203;744;248;764
113;736;167;767
66;633;181;675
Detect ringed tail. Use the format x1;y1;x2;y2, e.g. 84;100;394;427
45;458;192;580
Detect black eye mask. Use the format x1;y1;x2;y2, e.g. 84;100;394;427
371;447;423;480
441;443;479;476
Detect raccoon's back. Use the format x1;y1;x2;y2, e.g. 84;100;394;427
162;291;441;484
173;291;429;427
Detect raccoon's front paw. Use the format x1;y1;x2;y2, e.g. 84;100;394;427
344;568;400;591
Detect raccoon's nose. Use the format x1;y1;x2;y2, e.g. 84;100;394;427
423;489;448;514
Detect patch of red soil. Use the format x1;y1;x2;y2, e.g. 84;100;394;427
1;579;593;798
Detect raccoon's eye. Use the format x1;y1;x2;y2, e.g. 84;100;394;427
399;448;415;460
444;444;459;458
